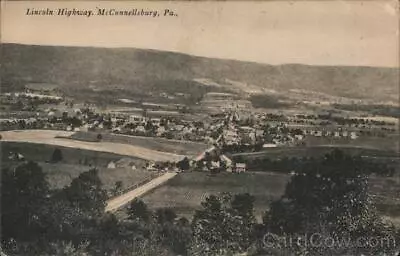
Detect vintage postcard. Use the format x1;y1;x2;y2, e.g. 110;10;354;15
1;1;399;255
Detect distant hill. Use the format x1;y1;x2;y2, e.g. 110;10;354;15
1;43;398;102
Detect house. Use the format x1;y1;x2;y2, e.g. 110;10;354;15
350;131;358;140
74;109;82;115
115;158;139;169
211;160;221;170
8;152;25;161
263;143;277;148
156;126;166;136
174;125;185;132
146;162;158;171
220;154;233;166
255;129;264;138
182;126;193;134
135;125;146;133
150;118;161;126
129;115;143;123
234;163;247;173
112;127;121;133
294;134;304;141
107;161;116;169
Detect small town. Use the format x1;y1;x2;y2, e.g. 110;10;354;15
1;85;398;177
1;5;400;254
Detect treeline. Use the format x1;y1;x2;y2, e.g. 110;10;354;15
249;94;290;109
296;113;397;126
236;153;396;177
332;104;400;119
2;150;399;255
222;142;264;154
2;161;195;256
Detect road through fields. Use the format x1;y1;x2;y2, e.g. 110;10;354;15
105;172;177;212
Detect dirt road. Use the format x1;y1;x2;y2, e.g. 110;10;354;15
105;172;177;212
0;130;185;162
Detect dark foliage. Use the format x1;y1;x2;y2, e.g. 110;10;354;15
51;148;63;163
262;149;398;255
1;151;399;256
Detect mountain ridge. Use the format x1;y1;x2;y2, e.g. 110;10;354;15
1;43;398;102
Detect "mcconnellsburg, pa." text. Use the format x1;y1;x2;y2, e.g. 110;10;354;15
26;8;178;18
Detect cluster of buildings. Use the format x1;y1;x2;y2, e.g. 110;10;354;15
303;129;359;140
2;87;396;153
0;103;366;147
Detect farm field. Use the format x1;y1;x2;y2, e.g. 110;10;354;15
1;141;154;192
302;134;399;153
42;163;153;191
0;130;186;162
143;171;400;223
232;145;400;162
68;131;208;156
1;141;146;167
142;171;288;220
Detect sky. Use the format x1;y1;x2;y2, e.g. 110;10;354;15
2;1;399;67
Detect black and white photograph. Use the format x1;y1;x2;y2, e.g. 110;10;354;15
0;1;399;255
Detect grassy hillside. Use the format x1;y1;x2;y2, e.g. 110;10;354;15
0;141;132;167
2;43;398;102
0;142;152;191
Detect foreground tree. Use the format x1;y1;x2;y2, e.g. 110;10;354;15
1;161;50;243
177;157;191;171
263;149;397;255
127;199;151;222
190;193;256;255
155;208;177;224
61;168;107;218
51;148;64;163
40;168;109;245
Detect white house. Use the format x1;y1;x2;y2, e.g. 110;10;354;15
135;125;146;133
211;161;221;169
234;163;247;173
314;131;322;137
294;134;304;141
107;161;116;169
263;143;277;148
156;126;166;136
220;154;233;172
350;131;358;140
